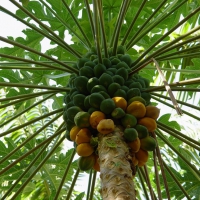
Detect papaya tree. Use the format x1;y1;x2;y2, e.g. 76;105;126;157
0;0;200;199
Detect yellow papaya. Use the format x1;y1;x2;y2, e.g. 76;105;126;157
126;101;146;118
127;137;140;153
89;111;106;129
75;128;91;145
135;148;149;167
145;106;160;120
70;126;81;141
76;143;94;157
97;119;115;134
112;96;127;111
138;117;157;132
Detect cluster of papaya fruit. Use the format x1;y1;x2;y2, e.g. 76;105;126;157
63;46;160;174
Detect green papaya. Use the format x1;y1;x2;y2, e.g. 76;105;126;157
73;94;86;110
107;68;117;74
128;96;146;106
120;54;132;66
79;66;94;78
65;130;72;141
113;75;125;85
84;52;95;59
135;125;149;139
121;85;129;93
124;79;133;87
108;82;121;97
89;93;105;108
115;67;129;81
70;91;80;100
65;101;74;110
105;71;114;76
74;111;90;128
64;94;71;104
117;45;126;54
121;114;137;128
102;58;112;68
136;79;146;88
94;63;107;78
84;95;91;110
124;128;138;142
99;73;114;88
140;136;157;151
100;98;116;114
111;58;121;65
74;76;89;94
63;110;68;122
77;57;90;69
68;75;77;88
90;54;98;61
99;91;110;99
66;106;82;122
141;92;151;105
109;56;117;61
88;107;99;115
113;89;127;99
94;57;100;64
78;154;96;171
84;61;96;68
87;77;99;93
66;119;75;131
91;85;107;93
116;61;130;70
111;107;126;119
69;87;78;97
127;88;141;100
141;77;150;88
129;82;143;90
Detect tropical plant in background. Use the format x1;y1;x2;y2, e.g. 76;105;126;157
0;0;200;199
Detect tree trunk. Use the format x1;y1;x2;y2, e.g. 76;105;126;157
98;126;136;200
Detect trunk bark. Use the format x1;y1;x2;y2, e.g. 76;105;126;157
98;126;136;200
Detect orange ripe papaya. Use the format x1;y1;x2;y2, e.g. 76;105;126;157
127;137;141;153
93;154;100;172
112;96;127;111
76;143;94;157
135;148;149;167
132;155;139;166
97;119;115;134
89;111;106;129
126;101;146;118
138;117;157;132
75;128;92;145
145;106;160;120
70;126;81;141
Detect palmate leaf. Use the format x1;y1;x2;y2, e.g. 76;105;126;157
0;0;200;199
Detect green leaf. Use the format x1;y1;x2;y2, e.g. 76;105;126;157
74;192;85;200
158;113;181;131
